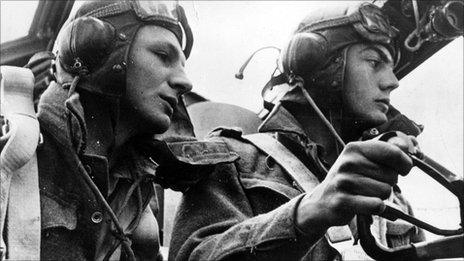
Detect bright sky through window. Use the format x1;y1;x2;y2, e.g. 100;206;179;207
1;1;39;43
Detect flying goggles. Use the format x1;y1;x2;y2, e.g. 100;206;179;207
81;0;193;58
297;3;399;46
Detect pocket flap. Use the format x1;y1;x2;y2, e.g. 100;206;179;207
167;140;239;165
41;193;77;230
241;178;301;199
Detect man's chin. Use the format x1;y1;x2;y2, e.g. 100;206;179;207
154;121;171;134
144;116;171;135
366;114;388;129
353;113;388;131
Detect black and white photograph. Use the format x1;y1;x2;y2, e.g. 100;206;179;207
1;1;463;260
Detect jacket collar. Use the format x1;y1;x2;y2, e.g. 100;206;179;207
37;81;87;154
258;103;307;138
37;81;159;196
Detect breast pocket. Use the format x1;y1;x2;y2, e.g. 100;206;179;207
41;192;78;231
39;192;89;259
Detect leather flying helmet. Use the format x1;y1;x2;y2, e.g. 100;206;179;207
281;2;399;90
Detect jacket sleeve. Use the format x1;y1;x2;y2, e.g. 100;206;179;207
168;162;323;261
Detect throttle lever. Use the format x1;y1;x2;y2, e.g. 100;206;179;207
377;131;463;199
379;204;462;236
358;131;464;260
376;131;419;157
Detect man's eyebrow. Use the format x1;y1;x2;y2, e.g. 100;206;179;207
361;46;393;65
151;40;178;54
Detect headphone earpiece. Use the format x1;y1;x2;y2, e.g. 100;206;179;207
56;17;116;76
281;32;328;79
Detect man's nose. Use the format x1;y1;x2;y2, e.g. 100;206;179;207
379;68;399;92
169;68;193;96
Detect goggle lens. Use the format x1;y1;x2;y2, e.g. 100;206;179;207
360;4;398;38
131;0;180;23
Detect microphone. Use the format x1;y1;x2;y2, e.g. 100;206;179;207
235;46;281;80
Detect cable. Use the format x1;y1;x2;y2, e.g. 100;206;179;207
235;46;281;80
298;83;346;148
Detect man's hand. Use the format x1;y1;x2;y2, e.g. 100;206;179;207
295;138;414;236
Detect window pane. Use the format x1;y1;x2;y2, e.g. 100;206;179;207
1;1;39;43
69;1;84;19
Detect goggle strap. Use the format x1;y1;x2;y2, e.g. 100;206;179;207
297;13;362;33
78;1;192;57
81;2;132;19
177;5;193;58
81;1;179;26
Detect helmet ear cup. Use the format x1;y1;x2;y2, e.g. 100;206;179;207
56;17;116;75
281;32;328;80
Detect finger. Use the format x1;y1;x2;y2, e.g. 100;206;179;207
337;146;399;184
335;174;393;199
350;140;413;175
409;135;419;147
408;135;421;153
387;133;421;157
346;195;386;216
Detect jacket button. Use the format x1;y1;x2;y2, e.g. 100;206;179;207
369;128;380;136
292;181;299;188
91;211;103;224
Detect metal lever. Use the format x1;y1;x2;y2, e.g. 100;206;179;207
358;131;464;260
380;204;462;236
358;215;464;261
